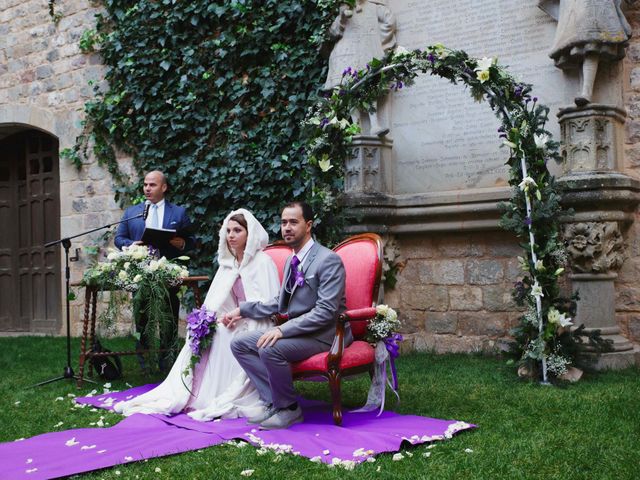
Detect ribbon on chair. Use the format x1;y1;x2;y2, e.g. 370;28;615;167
351;333;403;416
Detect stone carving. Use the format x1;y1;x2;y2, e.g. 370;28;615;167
324;0;397;137
539;0;635;106
345;136;393;194
563;221;625;273
558;105;626;173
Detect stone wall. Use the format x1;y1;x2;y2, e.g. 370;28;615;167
385;232;524;354
619;4;640;345
0;0;126;335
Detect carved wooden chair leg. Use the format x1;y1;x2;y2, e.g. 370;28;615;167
328;369;343;426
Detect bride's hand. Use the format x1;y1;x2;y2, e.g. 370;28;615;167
222;308;242;328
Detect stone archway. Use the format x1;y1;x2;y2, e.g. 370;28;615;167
0;125;61;332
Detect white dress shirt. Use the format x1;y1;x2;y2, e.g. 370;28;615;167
145;199;166;229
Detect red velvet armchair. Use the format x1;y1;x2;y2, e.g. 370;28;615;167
264;233;383;425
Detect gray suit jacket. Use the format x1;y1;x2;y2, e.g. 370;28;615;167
240;242;352;345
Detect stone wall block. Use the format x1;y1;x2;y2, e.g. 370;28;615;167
458;312;508;337
424;312;458;334
399;235;437;258
419;259;464;285
482;286;516;312
617;256;640;281
401;285;449;312
434;235;474;257
486;236;521;257
398;309;425;331
467;259;504;285
35;65;53;79
627;315;640;342
616;286;640;311
449;286;482;311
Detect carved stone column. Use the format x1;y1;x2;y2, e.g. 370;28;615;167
563;221;634;366
345;135;393;195
558;105;640;369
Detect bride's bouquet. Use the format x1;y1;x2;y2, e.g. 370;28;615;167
183;306;217;380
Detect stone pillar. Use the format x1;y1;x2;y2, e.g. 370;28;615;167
558;105;640;369
345;135;394;195
558;105;626;173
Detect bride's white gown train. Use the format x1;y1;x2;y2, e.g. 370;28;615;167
114;209;280;421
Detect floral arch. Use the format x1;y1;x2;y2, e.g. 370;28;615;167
303;44;603;382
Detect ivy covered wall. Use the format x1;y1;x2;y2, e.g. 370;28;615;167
70;0;345;274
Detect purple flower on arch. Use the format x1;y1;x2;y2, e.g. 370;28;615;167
524;216;532;226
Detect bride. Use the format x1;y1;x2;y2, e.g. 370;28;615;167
114;209;280;421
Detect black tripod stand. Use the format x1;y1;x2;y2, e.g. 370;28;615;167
32;212;145;387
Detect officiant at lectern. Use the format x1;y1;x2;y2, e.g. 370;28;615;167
114;170;196;370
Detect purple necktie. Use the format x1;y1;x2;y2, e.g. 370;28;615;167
287;255;301;291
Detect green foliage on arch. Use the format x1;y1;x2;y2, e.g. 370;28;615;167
302;44;606;381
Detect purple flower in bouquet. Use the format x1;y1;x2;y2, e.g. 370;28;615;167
184;307;217;380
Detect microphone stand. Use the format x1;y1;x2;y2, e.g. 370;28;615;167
32;212;145;387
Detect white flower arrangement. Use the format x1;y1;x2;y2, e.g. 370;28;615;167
365;304;401;343
83;245;189;293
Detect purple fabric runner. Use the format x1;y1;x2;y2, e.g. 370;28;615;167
0;385;475;479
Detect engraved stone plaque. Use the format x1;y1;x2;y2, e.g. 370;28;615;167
389;0;575;195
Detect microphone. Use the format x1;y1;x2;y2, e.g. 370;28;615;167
142;200;152;221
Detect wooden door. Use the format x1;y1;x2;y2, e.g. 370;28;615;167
0;130;61;332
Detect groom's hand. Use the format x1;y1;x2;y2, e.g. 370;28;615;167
257;327;283;348
222;308;242;328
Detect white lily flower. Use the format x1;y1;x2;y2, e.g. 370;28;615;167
318;158;333;172
548;307;572;328
503;140;517;149
534;133;549;150
530;281;544;298
475;57;494;71
518;176;537;192
534;260;545;271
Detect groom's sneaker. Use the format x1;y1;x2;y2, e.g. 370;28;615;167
247;405;277;424
259;406;303;430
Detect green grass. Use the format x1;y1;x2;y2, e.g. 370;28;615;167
1;337;638;479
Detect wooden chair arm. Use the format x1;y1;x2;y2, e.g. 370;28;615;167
343;307;377;322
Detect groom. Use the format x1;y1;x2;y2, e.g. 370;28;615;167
225;201;351;429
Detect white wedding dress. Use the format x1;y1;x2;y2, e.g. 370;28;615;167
114;209;280;421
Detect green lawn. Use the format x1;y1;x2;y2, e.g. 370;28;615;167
1;336;638;479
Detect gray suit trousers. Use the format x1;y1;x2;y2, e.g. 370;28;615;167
230;330;329;409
